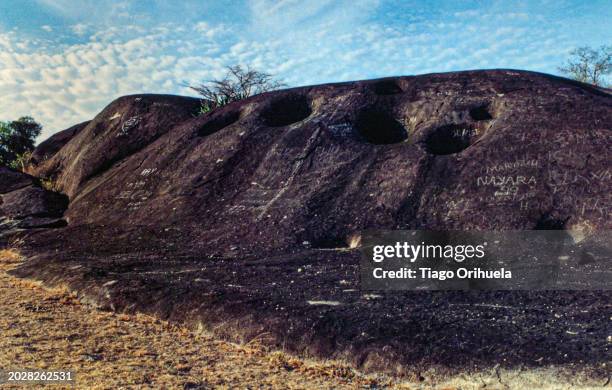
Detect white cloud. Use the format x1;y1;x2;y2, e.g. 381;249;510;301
70;23;89;36
0;29;215;140
35;0;133;23
454;10;479;18
41;25;53;32
0;2;586;143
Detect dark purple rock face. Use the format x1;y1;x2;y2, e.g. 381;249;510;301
28;120;89;168
4;70;611;380
2;185;67;219
0;166;36;194
0;168;68;235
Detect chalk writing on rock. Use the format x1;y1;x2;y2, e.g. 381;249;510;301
116;116;141;137
547;168;610;194
126;180;147;189
484;158;539;174
574;197;609;217
476;175;537;187
140;168;158;177
328;123;353;137
451;127;478;138
112;167;160;210
476;175;537;199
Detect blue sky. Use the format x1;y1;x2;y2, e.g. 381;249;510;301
0;0;610;140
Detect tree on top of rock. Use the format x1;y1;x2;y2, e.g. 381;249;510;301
189;65;286;114
558;45;611;87
0;116;42;170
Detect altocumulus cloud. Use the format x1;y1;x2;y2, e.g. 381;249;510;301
0;0;608;140
0;25;234;140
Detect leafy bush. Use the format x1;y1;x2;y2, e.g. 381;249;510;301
39;177;58;191
9;151;32;172
0;116;42;170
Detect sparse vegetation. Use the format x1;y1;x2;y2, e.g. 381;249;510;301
9;151;32;172
0;253;397;389
0;248;22;263
0;116;41;170
558;45;611;87
39;177;58;191
189;65;286;114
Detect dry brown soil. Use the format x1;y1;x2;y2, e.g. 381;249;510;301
0;249;406;389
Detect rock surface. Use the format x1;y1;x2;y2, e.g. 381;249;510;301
0;166;36;194
4;70;611;381
0;167;68;235
28;120;90;168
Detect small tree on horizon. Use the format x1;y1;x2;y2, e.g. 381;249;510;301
189;65;286;114
558;45;611;87
0;116;42;170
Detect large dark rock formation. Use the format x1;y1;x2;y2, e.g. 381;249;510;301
27;120;90;168
3;70;611;381
0;167;68;234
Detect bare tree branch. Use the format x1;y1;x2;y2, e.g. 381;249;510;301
188;65;287;114
558;45;611;87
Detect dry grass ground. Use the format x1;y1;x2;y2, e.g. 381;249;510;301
0;248;407;389
0;248;603;389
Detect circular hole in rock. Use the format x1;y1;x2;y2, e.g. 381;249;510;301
534;214;568;230
372;79;403;95
198;110;240;137
425;124;477;155
355;110;408;145
469;105;493;121
262;95;312;127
